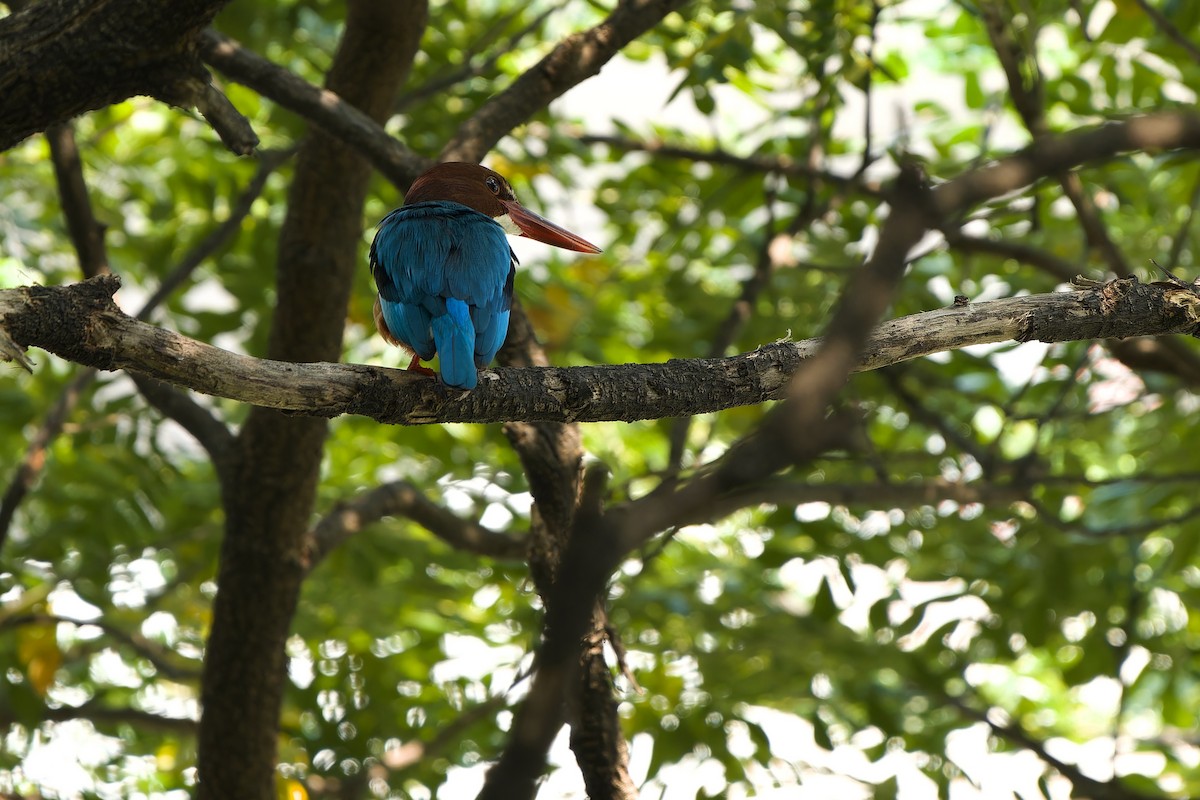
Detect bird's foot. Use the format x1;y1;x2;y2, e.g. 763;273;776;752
406;354;437;378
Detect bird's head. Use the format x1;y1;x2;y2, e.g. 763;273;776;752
405;162;601;254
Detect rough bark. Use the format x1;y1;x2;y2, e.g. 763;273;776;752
485;297;638;799
6;274;1200;426
194;3;427;799
0;0;236;151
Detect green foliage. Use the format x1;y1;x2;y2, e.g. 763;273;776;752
4;0;1200;798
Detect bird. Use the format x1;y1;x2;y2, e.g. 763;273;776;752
369;162;601;390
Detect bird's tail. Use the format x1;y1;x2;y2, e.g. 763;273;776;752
432;299;478;389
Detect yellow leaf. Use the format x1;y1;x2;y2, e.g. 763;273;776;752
17;623;60;697
275;776;308;800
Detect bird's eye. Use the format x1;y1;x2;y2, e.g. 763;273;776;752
485;177;500;194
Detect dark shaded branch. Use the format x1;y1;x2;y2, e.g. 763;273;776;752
190;77;259;155
1165;171;1200;270
303;480;526;569
0;0;240;152
1107;335;1200;385
694;479;1028;526
579;133;883;193
667;131;853;473
132;375;235;473
1030;497;1200;539
883;366;989;463
200;29;430;189
125;148;290;476
979;3;1045;135
1134;0;1200;64
981;9;1131;276
0;120;112;550
43;700;197;734
1062;170;1132;275
0;613;201;682
441;0;687;163
926;113;1200;215
395;5;559;113
46;123;110;278
383;695;509;771
136;147;292;319
667;191;782;474
946;231;1080;283
945;694;1158;800
0;370;97;549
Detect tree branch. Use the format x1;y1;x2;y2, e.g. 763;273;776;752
131;374;236;472
441;0;688;162
0;120;111;551
4;272;1200;426
1134;0;1200;64
394;5;559;113
199;29;430;189
945;693;1159;800
683;479;1029;528
0;613;202;683
136;147;292;319
44;700;197;734
946;230;1080;283
0;0;244;153
579;133;883;193
0;370;97;549
303;480;526;569
189;77;259;155
46;123;110;278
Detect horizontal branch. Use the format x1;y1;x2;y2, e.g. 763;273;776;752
1;612;201;682
303;480;526;569
579;133;883;194
2;273;1199;425
46;700;197;734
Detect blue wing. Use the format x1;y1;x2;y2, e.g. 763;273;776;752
370;201;517;389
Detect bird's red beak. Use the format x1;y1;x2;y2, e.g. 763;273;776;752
502;200;601;254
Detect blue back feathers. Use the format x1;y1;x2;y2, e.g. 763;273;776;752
370;201;517;389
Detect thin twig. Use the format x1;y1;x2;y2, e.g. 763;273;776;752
395;5;561;112
578;133;882;193
1133;0;1200;64
0;613;202;682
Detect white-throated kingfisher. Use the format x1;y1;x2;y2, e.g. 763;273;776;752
370;162;600;389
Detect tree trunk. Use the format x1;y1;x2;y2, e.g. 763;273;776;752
195;3;427;797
